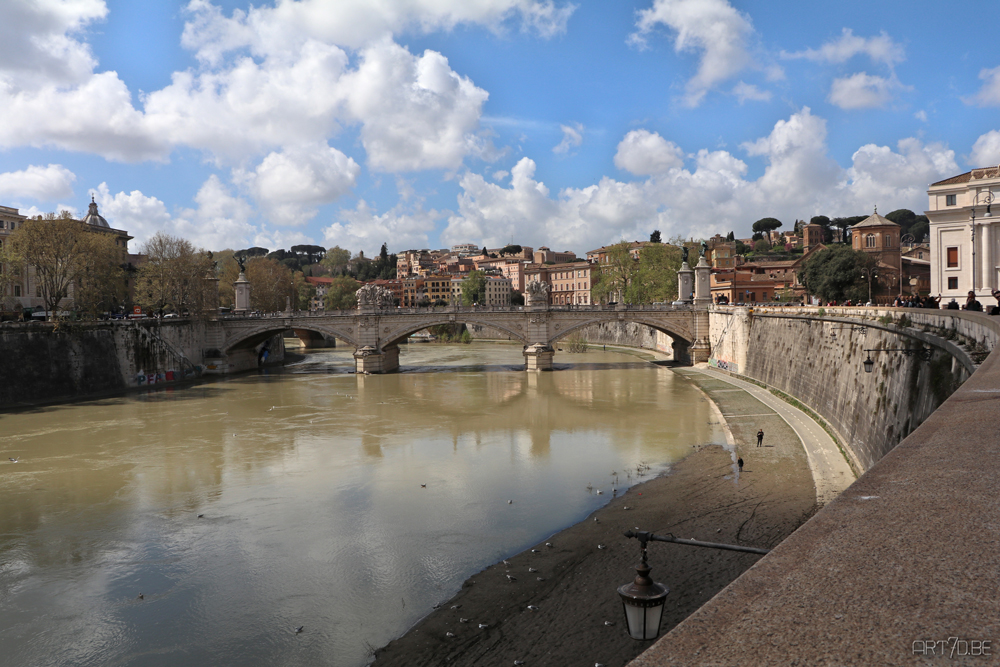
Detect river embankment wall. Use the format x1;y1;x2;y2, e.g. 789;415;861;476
707;305;992;473
0;320;283;409
631;312;1000;666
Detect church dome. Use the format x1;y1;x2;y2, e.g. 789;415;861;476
82;196;109;228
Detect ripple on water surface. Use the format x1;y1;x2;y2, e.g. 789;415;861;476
0;343;725;667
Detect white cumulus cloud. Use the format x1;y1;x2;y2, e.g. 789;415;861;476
238;144;360;226
828;72;896;110
0;164;76;201
630;0;754;107
443;109;958;253
965;66;1000;107
180;0;576;61
323;200;440;255
732;81;771;104
781;29;904;68
614;130;684;175
970;130;1000;167
553;123;584;154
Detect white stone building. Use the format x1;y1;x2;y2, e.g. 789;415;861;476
927;166;1000;300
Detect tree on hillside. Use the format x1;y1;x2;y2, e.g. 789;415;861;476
726;231;735;241
291;244;326;265
885;209;929;242
134;233;214;315
461;270;487;305
74;231;128;318
799;245;874;303
246;257;296;312
752;217;782;243
499;244;522;257
0;235;25;314
627;242;682;303
591;241;638;304
753;238;772;253
236;246;269;258
9;213;89;319
649;230;662;243
320;246;352;274
323;276;361;310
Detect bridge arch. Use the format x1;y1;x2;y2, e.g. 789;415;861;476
381;318;529;348
546;315;694;348
224;323;358;353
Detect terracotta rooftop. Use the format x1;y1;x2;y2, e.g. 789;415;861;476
851;210;899;229
930;165;1000;187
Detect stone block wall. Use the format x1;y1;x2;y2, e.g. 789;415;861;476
709;306;991;472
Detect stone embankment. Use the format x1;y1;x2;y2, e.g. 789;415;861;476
0;319;283;409
630;307;1000;666
708;305;987;473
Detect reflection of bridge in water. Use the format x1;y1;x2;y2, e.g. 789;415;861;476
215;303;711;373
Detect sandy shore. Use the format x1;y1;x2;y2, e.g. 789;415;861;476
372;368;818;667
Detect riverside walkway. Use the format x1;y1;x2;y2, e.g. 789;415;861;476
631;315;1000;666
694;366;856;506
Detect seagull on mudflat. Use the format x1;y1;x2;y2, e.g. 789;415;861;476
596;489;602;495
445;631;455;638
514;661;526;666
527;605;539;611
593;517;599;523
507;499;513;504
604;621;615;626
528;567;537;573
502;559;511;566
597;544;606;549
295;626;304;634
460;618;469;623
506;574;517;582
479;623;489;629
531;549;540;553
420;484;427;488
8;457;18;463
536;577;546;581
545;542;553;548
450;604;461;609
137;593;144;600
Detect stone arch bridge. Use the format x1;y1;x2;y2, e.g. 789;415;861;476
212;303;710;373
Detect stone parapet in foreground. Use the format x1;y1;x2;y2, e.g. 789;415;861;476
632;309;1000;665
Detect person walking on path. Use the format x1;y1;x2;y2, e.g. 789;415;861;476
756;429;764;447
738;457;744;472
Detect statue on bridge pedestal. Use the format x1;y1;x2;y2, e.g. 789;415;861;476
356;283;395;309
525;280;550;307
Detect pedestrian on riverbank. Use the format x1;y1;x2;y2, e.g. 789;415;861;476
756;429;764;447
738;457;744;472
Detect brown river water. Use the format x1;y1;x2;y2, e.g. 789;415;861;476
0;342;725;667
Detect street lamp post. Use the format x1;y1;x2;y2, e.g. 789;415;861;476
618;530;770;641
861;269;878;305
862;347;934;373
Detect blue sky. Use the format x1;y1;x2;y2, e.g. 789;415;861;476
1;0;999;257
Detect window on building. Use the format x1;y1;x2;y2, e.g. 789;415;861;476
948;276;958;290
947;247;959;268
946;194;956;206
885;235;891;247
865;234;876;248
13;285;20;297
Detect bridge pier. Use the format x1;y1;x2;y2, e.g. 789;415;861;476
524;343;554;371
354;344;399;374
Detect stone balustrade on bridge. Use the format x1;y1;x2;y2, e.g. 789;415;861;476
212;302;711;373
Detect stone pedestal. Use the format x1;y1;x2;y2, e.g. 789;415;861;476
690;339;711;363
694;257;712;306
203;275;220;319
234;272;251;314
676;263;694;304
354;344;399;374
523;343;554;371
